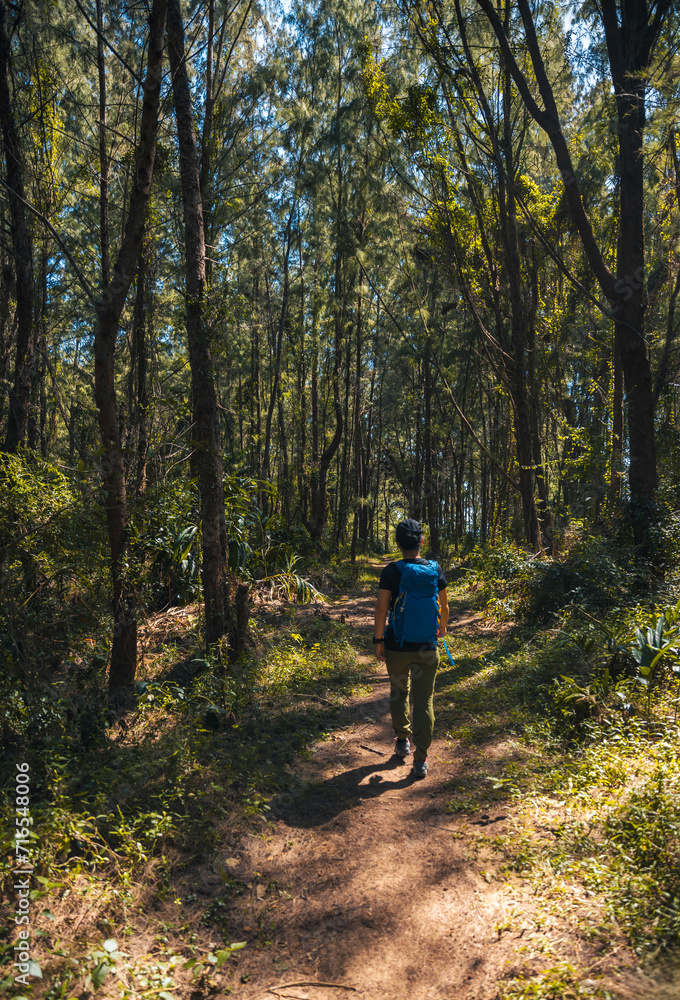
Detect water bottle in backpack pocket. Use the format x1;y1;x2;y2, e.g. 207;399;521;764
389;560;440;645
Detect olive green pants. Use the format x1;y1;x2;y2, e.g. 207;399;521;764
384;647;439;761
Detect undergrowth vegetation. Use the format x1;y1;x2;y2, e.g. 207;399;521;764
0;602;366;999
437;532;680;992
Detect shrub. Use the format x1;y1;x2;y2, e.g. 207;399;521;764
0;449;108;675
466;533;636;623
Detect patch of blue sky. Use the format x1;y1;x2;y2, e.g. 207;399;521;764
563;1;607;102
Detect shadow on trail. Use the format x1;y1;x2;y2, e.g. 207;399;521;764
272;755;420;827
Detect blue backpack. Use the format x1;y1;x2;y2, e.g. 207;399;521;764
389;560;440;646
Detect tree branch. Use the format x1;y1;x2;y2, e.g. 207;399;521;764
72;0;142;83
0;176;98;306
475;0;617;303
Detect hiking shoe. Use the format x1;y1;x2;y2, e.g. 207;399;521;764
394;737;411;758
413;758;429;778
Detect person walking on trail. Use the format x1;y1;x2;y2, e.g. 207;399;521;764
372;518;448;778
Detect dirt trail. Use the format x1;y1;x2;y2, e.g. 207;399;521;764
216;590;578;1000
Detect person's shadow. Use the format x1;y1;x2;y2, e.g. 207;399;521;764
270;754;420;827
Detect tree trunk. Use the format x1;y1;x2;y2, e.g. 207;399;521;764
350;284;363;564
336;313;353;548
476;0;671;545
297;227;307;522
423;332;440;554
611;79;657;535
499;42;541;551
307;39;346;543
262;209;294;481
96;0;110;289
306;268;343;541
132;251;149;494
610;327;624;500
408;373;423;522
0;0;35;452
167;0;230;647
93;0;167;689
38;244;49;457
277;390;290;527
199;0;215;278
0;243;13;432
250;275;262;477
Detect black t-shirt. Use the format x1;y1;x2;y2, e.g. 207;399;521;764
378;557;448;651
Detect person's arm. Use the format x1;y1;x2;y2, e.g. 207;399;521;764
374;589;391;662
437;587;449;637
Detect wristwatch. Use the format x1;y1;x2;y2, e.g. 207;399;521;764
372;636;384;644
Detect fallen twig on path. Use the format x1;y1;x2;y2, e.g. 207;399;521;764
359;744;385;756
267;982;357;996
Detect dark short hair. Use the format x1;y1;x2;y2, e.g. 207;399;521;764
395;518;422;549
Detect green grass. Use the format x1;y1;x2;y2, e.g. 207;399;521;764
439;603;680;970
499;963;614;999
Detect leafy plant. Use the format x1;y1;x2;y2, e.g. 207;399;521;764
257;546;330;604
141;496;201;607
84;939;124;991
182;941;247;978
631;601;680;692
500;963;612;998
